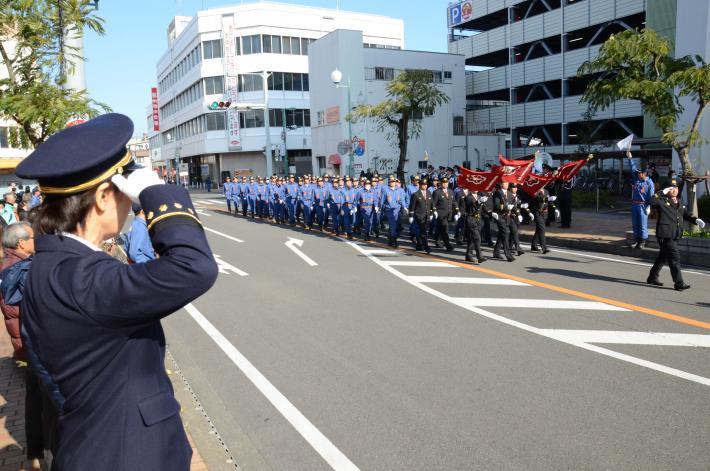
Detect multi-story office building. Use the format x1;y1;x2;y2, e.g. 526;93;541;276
149;2;404;181
448;0;651;160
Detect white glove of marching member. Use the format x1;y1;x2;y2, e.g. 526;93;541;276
310;206;314;211
350;209;356;216
340;210;344;216
434;211;439;219
662;187;672;195
375;206;379;213
454;214;460;222
555;209;560;220
521;203;529;209
697;218;706;229
428;214;434;221
111;167;164;204
404;208;409;216
408;216;414;224
492;213;499;221
518;215;523;223
507;204;515;210
645;206;651;216
479;196;488;203
549;196;557;202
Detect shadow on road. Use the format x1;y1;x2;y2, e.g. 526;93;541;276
525;266;657;288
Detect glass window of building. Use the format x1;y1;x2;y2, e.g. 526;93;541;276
282;36;291;54
283;72;293;91
204;76;224;95
290;37;300;55
235;37;241;56
206;112;226;131
202;39;222;59
251;35;261;54
262;35;272;53
242;36;252;55
271;35;282;53
292;73;302;92
301;38;310;56
302;73;309;91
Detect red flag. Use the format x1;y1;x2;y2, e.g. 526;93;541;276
499;154;534;167
492;160;534;184
555;159;587;182
520;172;554;197
457;167;500;192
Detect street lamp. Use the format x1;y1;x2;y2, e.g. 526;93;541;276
331;68;354;177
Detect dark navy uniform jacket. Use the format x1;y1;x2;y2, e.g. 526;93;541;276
21;185;218;471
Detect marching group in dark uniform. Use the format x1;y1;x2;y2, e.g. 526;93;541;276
222;172;560;265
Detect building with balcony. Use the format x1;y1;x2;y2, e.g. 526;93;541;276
148;2;404;182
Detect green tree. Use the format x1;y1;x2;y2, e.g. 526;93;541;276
0;0;109;148
578;28;710;218
348;70;450;181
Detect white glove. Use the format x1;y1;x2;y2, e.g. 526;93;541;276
408;216;414;224
492;213;499;221
521;203;529;209
404;209;409;216
375;206;379;213
479;196;488;203
697;219;706;229
549;196;557;202
350;209;355;216
310;206;314;211
340;210;344;216
663;187;672;195
518;215;523;223
454;214;460;222
434;211;439;219
645;206;651;216
507;204;515;210
111;167;164;204
555;209;560;220
428;215;433;221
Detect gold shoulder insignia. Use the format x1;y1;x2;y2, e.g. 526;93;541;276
174;202;183;209
187;208;194;215
159;204;168;212
147;211;154;220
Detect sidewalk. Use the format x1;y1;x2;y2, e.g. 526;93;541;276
0;334;208;471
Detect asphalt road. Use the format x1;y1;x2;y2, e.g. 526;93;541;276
163;193;710;471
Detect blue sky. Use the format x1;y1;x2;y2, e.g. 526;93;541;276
84;0;452;136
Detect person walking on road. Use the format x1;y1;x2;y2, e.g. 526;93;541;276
646;179;705;290
432;178;458;252
14;113;218;471
627;151;655;249
492;182;515;262
408;179;432;254
380;177;403;247
462;190;486;264
223;176;232;213
529;188;556;254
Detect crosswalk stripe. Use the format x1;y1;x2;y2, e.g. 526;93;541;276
199;200;216;205
406;276;528;286
362;249;398;256
451;298;629;311
542;330;710;347
381;261;454;268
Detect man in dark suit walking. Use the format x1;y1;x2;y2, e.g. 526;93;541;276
432;179;458;251
408;179;433;253
492;182;515;262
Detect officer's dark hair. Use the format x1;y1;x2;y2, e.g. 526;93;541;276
32;184;106;236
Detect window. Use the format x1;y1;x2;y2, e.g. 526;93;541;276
238;74;263;92
292;73;302;92
453;116;464;135
444;71;452;80
418;161;428;170
317;156;326;169
432;71;443;83
269;109;284;127
282;36;291;54
206;112;226;131
271;35;281;53
0;127;8;148
244;109;264;128
283;72;293;91
242;36;251;55
302;73;309;91
272;72;283;91
304;109;311;127
202;40;222;59
236;37;241;56
375;67;394;80
290;37;300;55
204;76;224;95
301;38;310;56
251;35;261;54
317;111;324;126
262;35;271;53
412;109;424;120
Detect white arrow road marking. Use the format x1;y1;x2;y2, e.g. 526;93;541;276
214;254;248;276
285;238;318;266
204;227;244;243
185;303;359;471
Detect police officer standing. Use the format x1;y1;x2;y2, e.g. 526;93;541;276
646;179;705;290
432;178;458;251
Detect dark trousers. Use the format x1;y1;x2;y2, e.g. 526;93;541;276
531;213;547;251
481;217;492;244
436;217;452;249
493;218;513;259
508;218;521;253
25;370;44;459
559;192;572;227
465;218;482;261
415;219;430;252
649;238;684;285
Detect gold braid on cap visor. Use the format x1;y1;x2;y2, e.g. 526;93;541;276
39;151;133;195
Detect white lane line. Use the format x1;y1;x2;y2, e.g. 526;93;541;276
452;298;629;311
381;261;454;268
348;241;710;387
406;276;528;286
204;226;244;243
196;209;212;217
542;330;710;347
199;200;217;205
185;303;359;471
523;244;710;278
362;249;398;256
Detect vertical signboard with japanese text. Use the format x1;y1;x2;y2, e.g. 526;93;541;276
222;15;241;150
151;87;160;131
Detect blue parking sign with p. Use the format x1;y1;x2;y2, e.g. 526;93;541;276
449;4;462;26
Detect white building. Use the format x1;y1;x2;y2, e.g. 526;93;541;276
149;2;405;181
309;29;506;177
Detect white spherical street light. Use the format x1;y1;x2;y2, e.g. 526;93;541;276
330;69;343;85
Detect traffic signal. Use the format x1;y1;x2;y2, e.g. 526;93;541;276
208;101;231;110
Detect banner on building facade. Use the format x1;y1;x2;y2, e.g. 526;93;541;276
222;15;241;150
448;1;473;27
151;87;160;131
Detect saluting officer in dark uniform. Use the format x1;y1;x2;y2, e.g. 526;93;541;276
432;178;458;251
480;191;494;246
16;114;218;471
492;181;515;261
408;179;433;253
462;190;487;264
529;188;554;254
646;179;705;290
507;183;525;256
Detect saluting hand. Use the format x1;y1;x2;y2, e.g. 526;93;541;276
111;167;164;204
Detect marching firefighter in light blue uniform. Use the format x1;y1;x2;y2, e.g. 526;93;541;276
341;177;357;239
328;178;345;235
285;175;299;225
272;177;286;223
246;176;258;217
627;151;655;249
299;176;315;229
223;176;233;213
358;180;377;241
313;177;329;231
371;176;383;237
380;176;403;247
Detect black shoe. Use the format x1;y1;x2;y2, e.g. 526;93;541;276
633;241;642;249
530;247;541;252
493;254;505;260
347;234;353;240
425;249;431;255
415;244;422;251
487;242;495;248
542;249;551;254
517;251;525;256
364;235;370;241
465;256;474;263
646;278;663;287
478;256;487;263
445;246;454;252
506;256;516;262
674;283;691;291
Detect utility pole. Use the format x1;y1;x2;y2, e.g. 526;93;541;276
263;70;273;176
